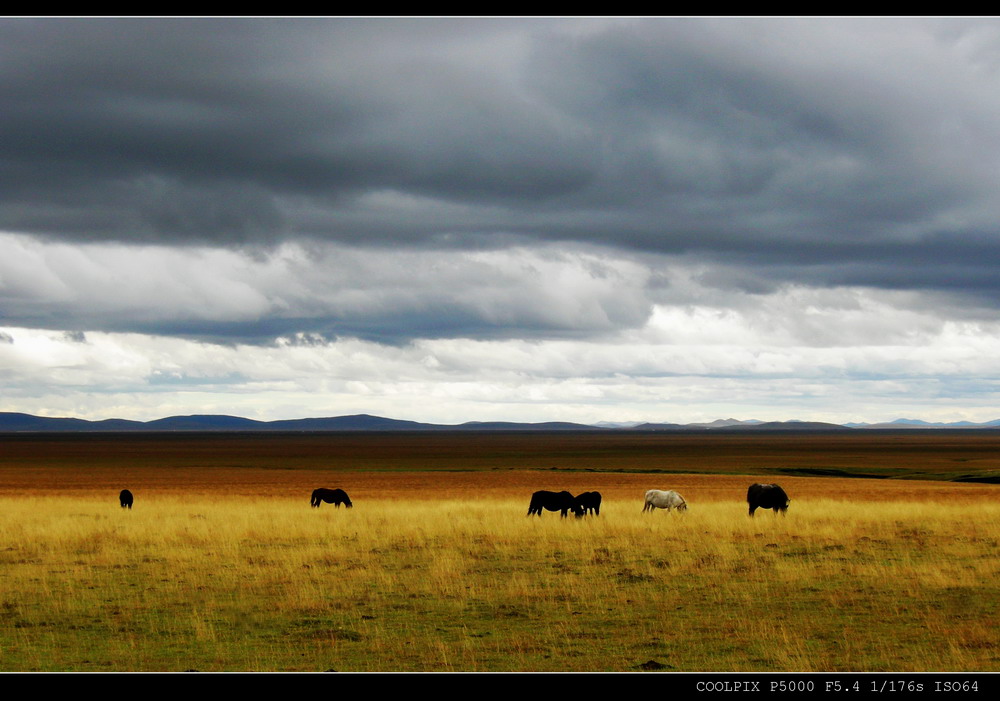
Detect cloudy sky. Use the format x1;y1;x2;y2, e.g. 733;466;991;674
3;17;1000;425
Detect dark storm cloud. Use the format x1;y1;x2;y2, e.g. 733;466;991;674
0;18;598;245
3;17;1000;319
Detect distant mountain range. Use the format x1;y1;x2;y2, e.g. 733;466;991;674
1;412;999;433
844;418;1000;429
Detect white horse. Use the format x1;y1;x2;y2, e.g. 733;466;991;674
643;489;687;512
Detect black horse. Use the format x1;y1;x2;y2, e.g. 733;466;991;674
747;483;789;516
311;488;353;508
119;489;133;510
575;491;602;516
527;490;584;518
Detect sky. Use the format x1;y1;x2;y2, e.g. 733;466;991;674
2;17;1000;425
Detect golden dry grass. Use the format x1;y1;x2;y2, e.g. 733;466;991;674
0;432;998;671
0;487;998;671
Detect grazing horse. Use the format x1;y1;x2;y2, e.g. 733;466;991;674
311;488;353;509
527;490;584;518
576;491;602;516
747;483;789;516
119;489;133;510
642;489;687;512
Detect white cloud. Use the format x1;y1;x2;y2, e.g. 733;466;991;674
6;19;1000;425
0;233;657;341
4;272;1000;424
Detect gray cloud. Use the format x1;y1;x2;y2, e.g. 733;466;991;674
0;19;600;242
4;17;1000;347
0;20;997;251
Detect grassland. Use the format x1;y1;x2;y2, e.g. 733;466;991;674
0;431;998;672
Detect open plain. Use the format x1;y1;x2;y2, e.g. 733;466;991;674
0;431;997;671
